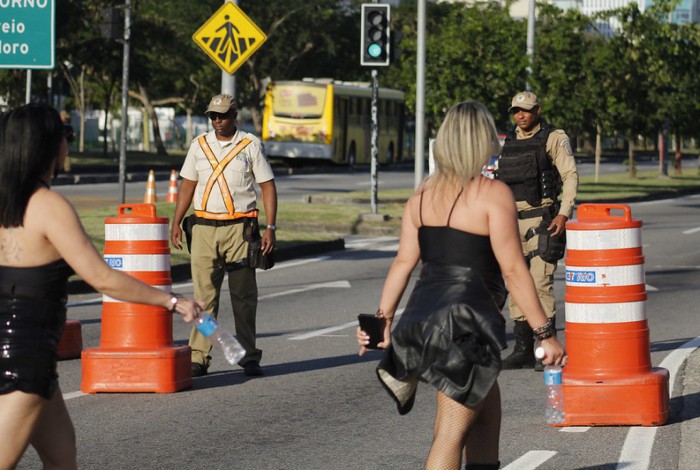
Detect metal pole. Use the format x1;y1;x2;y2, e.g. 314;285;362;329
414;0;426;189
221;0;236;97
118;0;131;204
25;70;32;104
370;69;379;214
526;0;535;91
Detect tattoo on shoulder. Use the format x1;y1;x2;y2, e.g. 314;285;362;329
0;229;22;263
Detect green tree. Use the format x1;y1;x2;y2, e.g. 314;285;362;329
531;5;596;146
387;1;525;134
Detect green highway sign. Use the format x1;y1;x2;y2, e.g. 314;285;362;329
0;0;55;69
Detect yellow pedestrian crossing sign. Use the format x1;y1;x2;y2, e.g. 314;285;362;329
193;2;267;75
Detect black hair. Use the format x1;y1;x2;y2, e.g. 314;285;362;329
0;103;64;228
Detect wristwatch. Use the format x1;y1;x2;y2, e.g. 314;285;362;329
267;224;277;231
169;295;179;313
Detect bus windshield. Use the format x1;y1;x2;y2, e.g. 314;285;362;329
271;84;327;119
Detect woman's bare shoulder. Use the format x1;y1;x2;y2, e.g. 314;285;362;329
25;188;79;223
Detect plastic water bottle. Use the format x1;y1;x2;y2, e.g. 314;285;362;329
543;365;565;424
195;313;246;365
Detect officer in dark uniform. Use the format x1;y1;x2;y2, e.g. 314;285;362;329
495;91;578;370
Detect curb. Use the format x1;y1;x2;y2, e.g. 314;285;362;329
66;238;346;296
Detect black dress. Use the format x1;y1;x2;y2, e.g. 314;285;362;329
0;259;73;399
377;191;507;415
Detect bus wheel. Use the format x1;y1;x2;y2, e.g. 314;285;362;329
348;144;356;167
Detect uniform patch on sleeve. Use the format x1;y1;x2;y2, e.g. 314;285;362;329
560;138;573;156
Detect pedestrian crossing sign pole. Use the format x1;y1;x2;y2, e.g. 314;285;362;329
192;2;267;75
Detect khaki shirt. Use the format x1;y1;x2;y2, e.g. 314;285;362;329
180;129;274;214
513;122;578;219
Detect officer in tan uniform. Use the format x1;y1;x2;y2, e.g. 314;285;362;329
171;94;277;377
495;91;578;370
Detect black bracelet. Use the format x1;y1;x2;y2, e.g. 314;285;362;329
533;319;552;335
534;328;554;341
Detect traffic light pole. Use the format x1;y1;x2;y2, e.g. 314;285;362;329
370;69;379;214
118;0;131;204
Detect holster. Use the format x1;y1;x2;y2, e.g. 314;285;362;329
242;218;275;270
524;204;566;264
181;214;197;254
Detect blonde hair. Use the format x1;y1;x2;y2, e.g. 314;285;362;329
427;101;500;194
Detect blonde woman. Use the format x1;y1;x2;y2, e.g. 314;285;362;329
0;104;204;469
357;101;566;470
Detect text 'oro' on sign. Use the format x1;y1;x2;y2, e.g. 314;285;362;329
0;0;55;69
192;2;267;75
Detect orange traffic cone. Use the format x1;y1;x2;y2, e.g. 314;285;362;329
57;319;83;360
144;170;157;203
165;169;179;203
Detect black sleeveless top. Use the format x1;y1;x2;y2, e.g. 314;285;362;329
417;189;503;294
0;259;74;399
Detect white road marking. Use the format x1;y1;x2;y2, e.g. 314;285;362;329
682;227;700;235
560;426;590;432
63;390;86;400
645;284;658;292
502;450;557;469
289;308;405;341
259;280;351;300
616;336;700;470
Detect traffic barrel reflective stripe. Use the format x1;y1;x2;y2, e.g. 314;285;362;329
81;204;190;393
166;169;178;203
559;203;669;426
143;169;157;204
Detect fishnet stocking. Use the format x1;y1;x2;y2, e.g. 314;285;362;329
425;382;501;470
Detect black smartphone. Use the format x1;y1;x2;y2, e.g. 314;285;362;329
358;314;385;349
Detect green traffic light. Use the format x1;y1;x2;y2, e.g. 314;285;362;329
368;43;382;58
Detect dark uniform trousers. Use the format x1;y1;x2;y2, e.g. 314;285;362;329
188;223;262;367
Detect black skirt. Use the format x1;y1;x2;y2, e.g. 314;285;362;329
377;262;507;415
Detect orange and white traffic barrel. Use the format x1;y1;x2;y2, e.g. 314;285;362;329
143;170;157;204
560;203;669;426
81;204;190;393
165;169;179;203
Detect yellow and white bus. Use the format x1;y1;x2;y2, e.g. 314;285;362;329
262;79;405;166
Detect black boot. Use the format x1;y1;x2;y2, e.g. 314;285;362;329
465;462;500;470
534;315;556;372
502;320;535;369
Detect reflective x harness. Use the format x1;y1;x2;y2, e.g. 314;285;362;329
195;136;257;220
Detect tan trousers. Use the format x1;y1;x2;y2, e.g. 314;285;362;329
188;223;261;367
508;214;557;321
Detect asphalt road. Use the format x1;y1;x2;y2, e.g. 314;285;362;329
52;158;667;211
15;193;700;469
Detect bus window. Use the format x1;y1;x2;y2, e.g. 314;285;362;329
271;84;326;118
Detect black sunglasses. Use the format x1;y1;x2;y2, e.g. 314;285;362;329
208;112;233;121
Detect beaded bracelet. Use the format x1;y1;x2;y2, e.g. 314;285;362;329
533;318;553;340
532;319;552;334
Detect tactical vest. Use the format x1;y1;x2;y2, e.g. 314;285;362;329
495;119;562;206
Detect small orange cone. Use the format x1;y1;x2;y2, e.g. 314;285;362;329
165;170;179;203
144;170;157;203
57;319;83;360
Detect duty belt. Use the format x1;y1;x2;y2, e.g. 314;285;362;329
518;205;554;220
